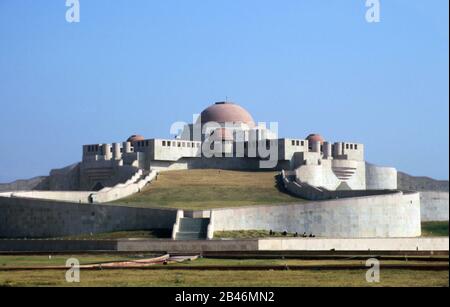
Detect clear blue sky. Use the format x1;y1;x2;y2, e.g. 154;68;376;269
0;0;448;182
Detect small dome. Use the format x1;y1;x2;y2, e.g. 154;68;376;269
307;134;325;144
127;134;145;143
199;102;255;127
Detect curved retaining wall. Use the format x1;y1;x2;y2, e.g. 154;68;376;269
92;171;157;203
420;191;449;222
0;171;157;204
210;192;422;238
0;197;177;238
365;163;398;190
281;170;397;201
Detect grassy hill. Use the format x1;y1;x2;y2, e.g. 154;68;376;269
115;169;303;210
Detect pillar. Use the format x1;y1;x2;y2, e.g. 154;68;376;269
334;142;343;158
323;142;332;159
123;141;132;154
103;144;112;160
113;143;122;160
312;141;321;153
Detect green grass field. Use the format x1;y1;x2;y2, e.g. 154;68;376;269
3;255;446;268
115;169;303;210
0;268;447;287
422;221;449;237
0;254;138;267
0;255;448;287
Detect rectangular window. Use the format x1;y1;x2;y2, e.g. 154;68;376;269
301;141;304;146
146;140;149;147
296;140;300;146
162;141;166;146
350;144;354;150
346;144;349;149
355;145;358;150
182;142;186;147
292;140;295;146
187;142;191;148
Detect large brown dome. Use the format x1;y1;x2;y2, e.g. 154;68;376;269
199;102;255;127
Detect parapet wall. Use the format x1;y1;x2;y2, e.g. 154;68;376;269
258;237;449;251
420;191;449;222
281;170;397;201
210;192;422;238
0;190;92;203
0;197;177;238
0;238;447;253
0;170;157;204
91;170;157;203
397;172;449;222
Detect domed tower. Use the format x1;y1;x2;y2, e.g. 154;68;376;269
306;134;325;153
199;102;256;128
306;134;325;145
188;102;256;142
127;134;145;143
179;102;271;142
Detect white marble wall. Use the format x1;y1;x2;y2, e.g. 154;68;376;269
211;192;422;238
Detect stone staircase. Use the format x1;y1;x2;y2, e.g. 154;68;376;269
175;217;210;240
